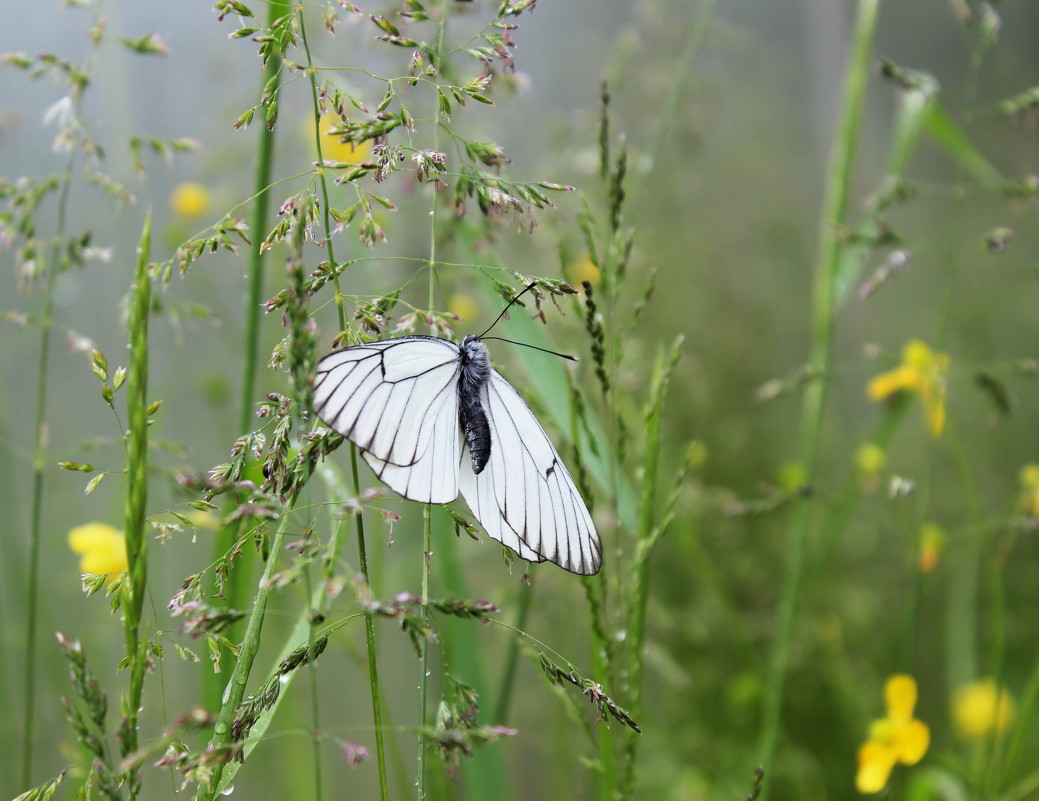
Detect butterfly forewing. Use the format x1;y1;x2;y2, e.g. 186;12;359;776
314;337;461;468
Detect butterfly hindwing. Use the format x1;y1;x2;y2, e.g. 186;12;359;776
361;399;461;504
458;371;601;575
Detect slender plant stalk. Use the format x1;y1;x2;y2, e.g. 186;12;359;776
627;0;716;223
299;10;396;798
122;214;154;800
756;0;880;794
418;13;448;800
205;0;288;711
493;584;533;723
21;144;76;789
239;3;287;436
417;505;432;801
351;446;390;801
619;336;682;798
197;511;294;801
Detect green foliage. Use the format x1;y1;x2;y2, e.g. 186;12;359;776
5;1;1039;801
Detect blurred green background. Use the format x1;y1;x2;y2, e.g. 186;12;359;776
3;0;1039;799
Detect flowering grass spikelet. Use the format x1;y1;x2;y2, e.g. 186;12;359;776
868;340;950;437
314;111;373;165
855;674;929;794
68;522;128;579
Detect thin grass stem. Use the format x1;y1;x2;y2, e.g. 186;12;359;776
206;0;288;714
197;510;294;801
756;0;880;793
20;143;76;790
299;10;394;798
417;505;432;801
351;446;390;801
122;213;154;800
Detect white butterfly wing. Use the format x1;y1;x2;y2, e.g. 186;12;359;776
459;371;602;575
360;401;460;503
314;338;461;500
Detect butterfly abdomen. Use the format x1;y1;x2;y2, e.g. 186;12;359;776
459;336;492;474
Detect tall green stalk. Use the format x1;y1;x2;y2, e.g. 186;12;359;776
21;145;76;790
122;213;154;800
197;512;294;801
207;0;287;712
351;446;390;801
417;505;432;801
756;0;880;795
299;7;390;797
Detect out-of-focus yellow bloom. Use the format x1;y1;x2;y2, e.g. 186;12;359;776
856;442;886;476
918;522;946;573
953;679;1015;740
568;253;600;288
314;112;373;165
867;340;950;438
68;522;128;578
187;510;222;531
1019;465;1039;518
856;442;886;492
170;182;211;220
448;292;479;324
777;460;805;491
856;675;930;794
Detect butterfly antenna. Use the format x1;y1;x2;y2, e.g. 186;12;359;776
480;336;578;362
475;282;539;339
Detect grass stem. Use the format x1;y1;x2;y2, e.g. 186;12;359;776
756;0;880;794
122;213;154;799
417;505;432;801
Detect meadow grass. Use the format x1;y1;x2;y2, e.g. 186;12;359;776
4;1;1039;800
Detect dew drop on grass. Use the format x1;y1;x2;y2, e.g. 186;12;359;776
220;785;235;796
279;674;290;683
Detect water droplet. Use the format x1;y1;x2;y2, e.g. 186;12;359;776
425;670;431;677
220;784;235;796
279;674;290;684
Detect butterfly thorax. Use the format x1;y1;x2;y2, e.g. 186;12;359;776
458;336;492;474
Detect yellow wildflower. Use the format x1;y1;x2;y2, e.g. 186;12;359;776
170;182;211;220
68;522;128;579
777;460;805;491
867;340;950;437
952;678;1015;740
918;522;946;573
314;111;373;165
1019;465;1039;518
568;253;600;288
855;442;886;492
448;292;479;324
856;675;930;794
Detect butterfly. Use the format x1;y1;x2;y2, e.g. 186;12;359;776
312;311;601;575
